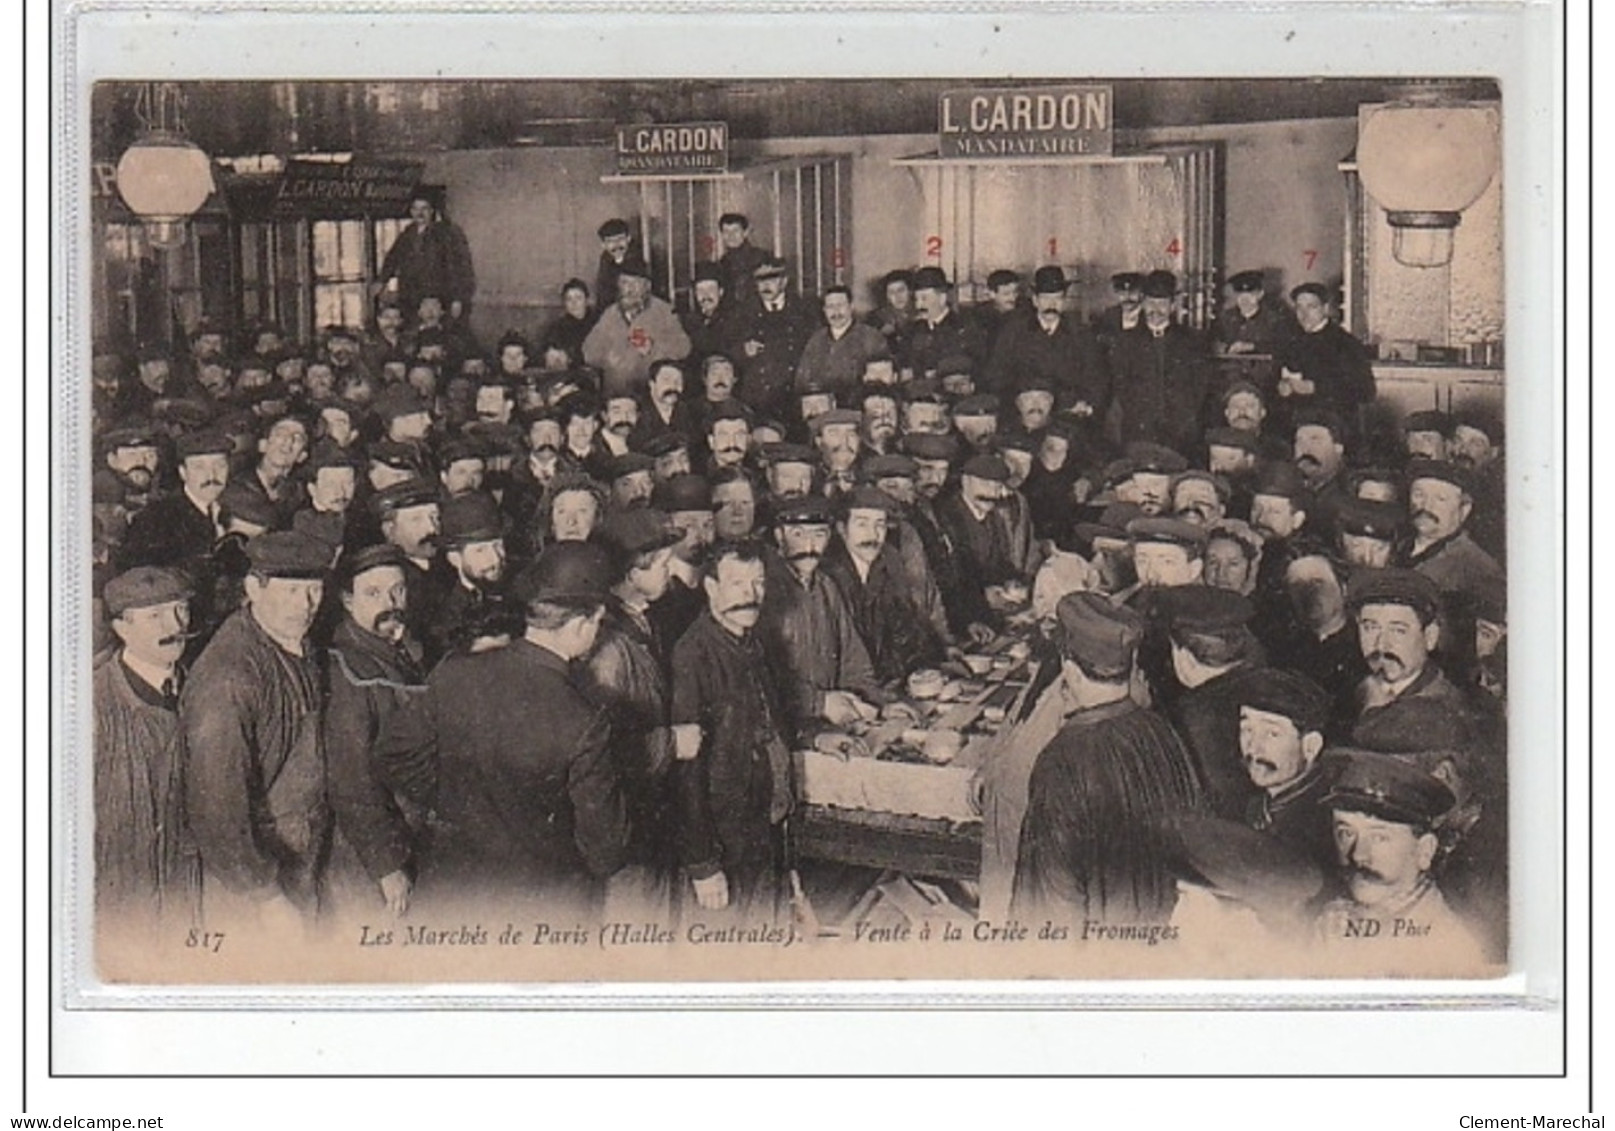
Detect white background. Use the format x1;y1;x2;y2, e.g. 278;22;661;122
13;0;1597;1123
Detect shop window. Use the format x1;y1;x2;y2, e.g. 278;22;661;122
312;219;369;332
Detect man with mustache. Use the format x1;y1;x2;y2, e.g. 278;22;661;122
94;567;200;935
1292;409;1353;541
1346;568;1481;757
759;496;885;742
1402;409;1452;463
642;431;693;484
758;442;819;509
649;474;716;649
1336;497;1402;569
820;486;948;684
183;531;333;933
323;544;427;923
593;218;638;311
670;538;793;919
372;479;450;667
795;285;888;404
1315;751;1489;972
726;255;817;422
1213;270;1297;364
1245;460;1314;666
681;263;734;364
1090;270;1145;354
120;430;232;577
856;384;901;458
426;491;522;660
373;194;477;327
600;393;641;458
702;400;753;477
606;452;657;511
935;453;1024;643
582;255;692;401
95;422;163;524
500;411;565;558
630;358;698;452
1398;460;1505;673
292;443;361;557
435;436;488;501
1233;668;1338;872
904;267;988;382
986;264;1109;415
1108;270;1211;454
809;407;864;497
1171;470;1229;528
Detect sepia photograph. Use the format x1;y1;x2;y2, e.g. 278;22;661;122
76;72;1513;987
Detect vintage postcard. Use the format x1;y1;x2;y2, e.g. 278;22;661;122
65;19;1542;997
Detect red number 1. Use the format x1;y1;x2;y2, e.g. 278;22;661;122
1047;237;1058;258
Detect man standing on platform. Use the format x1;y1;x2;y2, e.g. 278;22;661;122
1272;283;1376;440
374;194;477;326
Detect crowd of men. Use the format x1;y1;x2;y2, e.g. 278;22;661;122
89;200;1508;969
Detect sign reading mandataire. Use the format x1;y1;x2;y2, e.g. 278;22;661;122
615;122;730;175
938;86;1114;158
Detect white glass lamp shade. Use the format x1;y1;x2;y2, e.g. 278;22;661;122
1357;103;1499;268
115;133;216;223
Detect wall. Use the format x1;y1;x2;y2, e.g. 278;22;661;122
424;115;1362;344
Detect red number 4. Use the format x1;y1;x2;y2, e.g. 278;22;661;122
1165;237;1182;257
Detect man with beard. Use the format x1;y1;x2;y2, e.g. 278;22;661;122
643;431;694;484
1315;752;1488;970
322;544;427;922
1108;270;1211;453
1234;669;1338;873
426;491;521;659
183;531;331;933
585;507;685;918
372;480;450;666
760;496;885;741
436;437;487;502
1272;283;1376;442
728;255;818;422
630;358;698;451
952;395;1000;454
702;399;753;477
1347;568;1482;757
682;263;734;364
95;422;163;525
1336;497;1402;569
650;474;716;648
906;267;987;381
986;265;1109;415
857;384;902;458
758;442;819;509
377;542;628;917
1292;408;1353;542
671;539;794;920
94;567;200;934
582;256;691;400
865;269;917;369
809;407;864;497
935;453;1024;641
1158;586;1270;820
1013;591;1204;926
1398;459;1504;671
795;285;888;403
374;195;476;325
821;486;948;683
501;411;564;554
120;430;231;576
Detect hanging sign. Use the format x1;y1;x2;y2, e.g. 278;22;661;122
274;158;425;215
938;85;1114;158
614;121;729;175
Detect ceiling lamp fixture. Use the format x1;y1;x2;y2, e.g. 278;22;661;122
1355;89;1499;269
114;83;217;251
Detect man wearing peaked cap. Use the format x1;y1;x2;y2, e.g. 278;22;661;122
933;449;1024;638
95;565;199;927
906;264;988;384
725;248;816;424
1093;271;1146;344
1346;566;1483;759
1214;268;1298;365
1398;459;1504;662
1315;752;1489;969
985;262;1109;416
809;407;863;497
182;528;332;932
1337;497;1403;569
369;478;451;664
1013;589;1203;926
1402;409;1453;462
374;535;629;917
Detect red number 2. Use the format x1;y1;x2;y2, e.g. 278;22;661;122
925;235;943;259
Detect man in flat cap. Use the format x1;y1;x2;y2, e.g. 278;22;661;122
1273;283;1376;443
1336;497;1402;570
322;544;427;922
95;422;163;529
1346;567;1481;756
1013;591;1203;926
1234;668;1338;872
582;508;685;918
796;285;889;403
233;413;310;531
809;407;864;497
377;541;628;916
1398;459;1505;672
1292;407;1354;541
1315;752;1489;971
905;267;988;382
1213;270;1297;363
1157;586;1270;821
682;263;735;364
986;264;1110;419
1108;270;1211;454
94;567;200;934
183;530;333;932
582;255;692;401
935;452;1026;642
821;485;949;684
758;441;819;509
725;255;817;422
372;479;450;666
1446;409;1506;563
593;217;640;311
1402;409;1452;464
759;495;885;744
374;194;476;327
120;430;232;577
292;443;362;557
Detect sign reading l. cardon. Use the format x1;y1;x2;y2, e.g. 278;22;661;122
615;122;729;175
274;158;425;215
939;85;1114;158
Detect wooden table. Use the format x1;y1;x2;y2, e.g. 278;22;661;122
791;805;982;883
